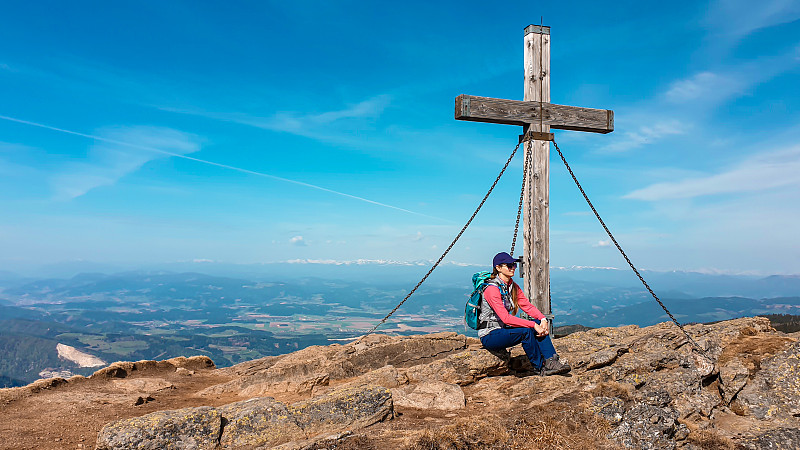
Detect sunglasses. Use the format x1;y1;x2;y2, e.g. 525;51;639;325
503;263;517;269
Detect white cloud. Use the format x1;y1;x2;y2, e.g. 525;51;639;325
289;235;307;246
663;72;745;104
600;46;799;155
593;240;611;248
51;126;200;200
705;0;800;40
625;145;800;200
601;119;686;153
162;95;391;143
260;95;391;134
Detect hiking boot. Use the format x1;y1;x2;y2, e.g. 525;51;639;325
541;356;571;376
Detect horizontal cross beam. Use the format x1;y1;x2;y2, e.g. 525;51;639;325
455;94;614;134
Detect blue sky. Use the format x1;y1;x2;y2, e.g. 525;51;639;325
1;1;799;275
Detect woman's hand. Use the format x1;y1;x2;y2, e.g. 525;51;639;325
539;319;550;336
533;322;548;337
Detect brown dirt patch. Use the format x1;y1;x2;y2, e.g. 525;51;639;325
717;334;794;371
403;404;614;450
329;390;616;450
0;365;235;450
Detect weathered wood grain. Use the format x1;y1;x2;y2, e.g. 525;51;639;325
455;95;613;134
522;25;551;322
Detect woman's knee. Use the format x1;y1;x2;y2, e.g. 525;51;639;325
519;327;537;342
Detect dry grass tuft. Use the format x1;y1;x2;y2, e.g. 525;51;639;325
308;434;377;450
717;335;793;366
687;429;744;450
739;326;758;337
587;381;633;402
406;405;615;450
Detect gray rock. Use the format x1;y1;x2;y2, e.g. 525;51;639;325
96;385;393;449
718;357;749;404
311;365;407;397
609;402;680;450
673;388;721;420
640;389;672;408
95;406;222;450
218;397;305;449
290;385;393;435
402;349;508;385
590;396;624;425
586;348;626;370
739;427;800;449
392;381;465;410
737;340;800;419
689;352;717;378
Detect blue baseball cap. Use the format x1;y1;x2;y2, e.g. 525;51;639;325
493;252;520;267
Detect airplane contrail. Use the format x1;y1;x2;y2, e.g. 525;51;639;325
0;114;448;222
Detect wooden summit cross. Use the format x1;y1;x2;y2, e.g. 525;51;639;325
455;24;614;327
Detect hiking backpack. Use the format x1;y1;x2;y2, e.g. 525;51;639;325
465;271;494;330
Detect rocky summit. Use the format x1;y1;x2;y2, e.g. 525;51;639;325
1;317;799;449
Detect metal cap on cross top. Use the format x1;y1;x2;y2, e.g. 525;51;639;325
524;24;550;36
454;24;614;327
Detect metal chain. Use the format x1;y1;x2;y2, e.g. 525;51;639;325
525;139;533;300
360;134;529;338
552;138;712;359
510;139;531;256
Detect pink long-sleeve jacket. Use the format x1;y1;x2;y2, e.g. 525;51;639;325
482;279;545;328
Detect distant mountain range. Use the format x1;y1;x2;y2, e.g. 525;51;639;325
0;265;798;388
2;261;799;296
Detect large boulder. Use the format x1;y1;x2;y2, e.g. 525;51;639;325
311;365;408;397
402;348;509;385
96;385;393;449
325;332;470;379
737;340;800;420
96;406;222;450
218;397;305;449
392;381;465;410
90;356;215;379
200;333;468;398
289;385;393;435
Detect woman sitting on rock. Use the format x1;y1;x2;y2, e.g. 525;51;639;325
478;252;571;376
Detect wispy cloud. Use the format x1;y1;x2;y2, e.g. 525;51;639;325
0;115;445;220
663;71;746;104
161;95;392;144
625;145;800;200
705;0;800;40
52;126;201;200
599;45;799;154
601;118;687;153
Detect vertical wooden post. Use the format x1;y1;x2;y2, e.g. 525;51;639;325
522;25;551;326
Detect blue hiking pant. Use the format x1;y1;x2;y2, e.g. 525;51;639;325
480;323;557;369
